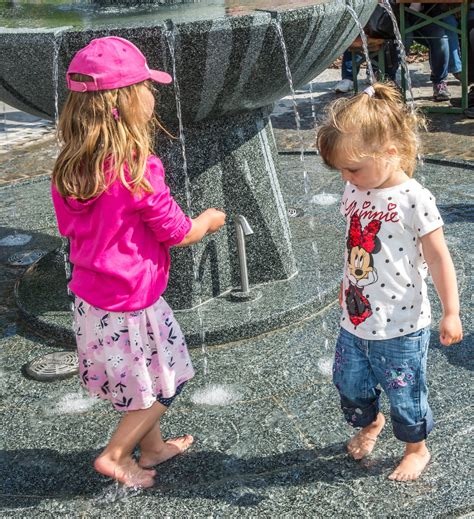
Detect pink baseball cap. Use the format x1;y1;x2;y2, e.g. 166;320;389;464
66;36;172;92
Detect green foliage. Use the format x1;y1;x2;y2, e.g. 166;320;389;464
409;42;428;54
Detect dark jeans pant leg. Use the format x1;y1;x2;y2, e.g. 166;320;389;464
333;328;380;428
409;21;449;83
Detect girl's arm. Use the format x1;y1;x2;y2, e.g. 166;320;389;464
420;227;463;346
175;208;226;247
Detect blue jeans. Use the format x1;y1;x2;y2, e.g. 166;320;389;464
405;13;449;84
341;46;399;82
444;14;462;74
333;327;434;443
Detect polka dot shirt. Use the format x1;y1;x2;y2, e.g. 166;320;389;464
339;179;443;340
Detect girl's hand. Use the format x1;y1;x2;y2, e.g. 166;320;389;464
439;313;463;346
339;281;343;307
205;208;226;234
176;209;226;247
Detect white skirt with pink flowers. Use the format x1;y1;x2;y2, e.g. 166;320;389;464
73;296;195;411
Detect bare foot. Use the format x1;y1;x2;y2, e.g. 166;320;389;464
347;412;385;460
389;442;430;482
94;455;156;488
139;434;194;468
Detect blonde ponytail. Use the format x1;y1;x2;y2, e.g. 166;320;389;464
317;82;425;177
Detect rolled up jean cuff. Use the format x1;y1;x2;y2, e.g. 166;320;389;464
341;394;380;428
391;408;434;443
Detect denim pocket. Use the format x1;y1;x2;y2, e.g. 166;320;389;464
404;331;424;343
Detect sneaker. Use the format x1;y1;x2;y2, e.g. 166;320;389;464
335;79;354;93
433;81;451;101
469;86;474;106
464;107;474;118
453;72;462;81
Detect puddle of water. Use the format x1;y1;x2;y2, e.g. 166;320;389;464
190;383;241;406
311;193;338;206
0;233;32;246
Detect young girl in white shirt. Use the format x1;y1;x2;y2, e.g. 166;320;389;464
317;83;463;481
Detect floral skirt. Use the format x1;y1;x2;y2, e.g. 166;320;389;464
73;296;195;411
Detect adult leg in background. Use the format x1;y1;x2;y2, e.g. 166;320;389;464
444;14;462;76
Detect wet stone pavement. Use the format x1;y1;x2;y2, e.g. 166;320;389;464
271;62;474;162
0;64;473;517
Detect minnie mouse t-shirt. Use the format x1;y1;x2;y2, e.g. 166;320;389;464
339;178;443;340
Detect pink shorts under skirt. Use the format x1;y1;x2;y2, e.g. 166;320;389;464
73;296;195;411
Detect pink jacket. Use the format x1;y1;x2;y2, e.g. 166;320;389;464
51;155;191;311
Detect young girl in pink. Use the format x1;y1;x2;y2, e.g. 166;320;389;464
51;36;226;488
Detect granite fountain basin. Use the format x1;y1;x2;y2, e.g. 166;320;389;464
2;0;377;345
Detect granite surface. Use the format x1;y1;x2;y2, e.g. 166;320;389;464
1;0;376;310
1;165;473;515
0;151;473;517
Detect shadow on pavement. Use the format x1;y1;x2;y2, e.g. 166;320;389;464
1;444;397;511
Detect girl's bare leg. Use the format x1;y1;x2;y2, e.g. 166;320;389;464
138;402;194;468
388;441;430;481
94;402;167;487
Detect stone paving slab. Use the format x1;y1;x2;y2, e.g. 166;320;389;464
0;137;57;186
0;102;54;157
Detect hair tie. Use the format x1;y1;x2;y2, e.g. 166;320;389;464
363;86;375;98
111;108;120;121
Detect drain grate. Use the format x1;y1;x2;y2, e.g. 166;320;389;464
287;207;304;217
24;351;79;382
8;250;47;266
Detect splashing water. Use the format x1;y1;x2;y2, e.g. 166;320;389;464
381;0;416;109
311;193;339;206
166;26;209;371
53;29;65;127
190;383;241;406
308;80;319;133
165;27;190;205
317;357;333;376
47;391;98;415
346;5;376;84
273;15;309;195
93;482;142;506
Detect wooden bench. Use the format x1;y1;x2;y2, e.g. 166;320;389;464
348;36;390;93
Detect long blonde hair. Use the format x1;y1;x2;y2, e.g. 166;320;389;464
317;82;425;177
52;76;158;199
